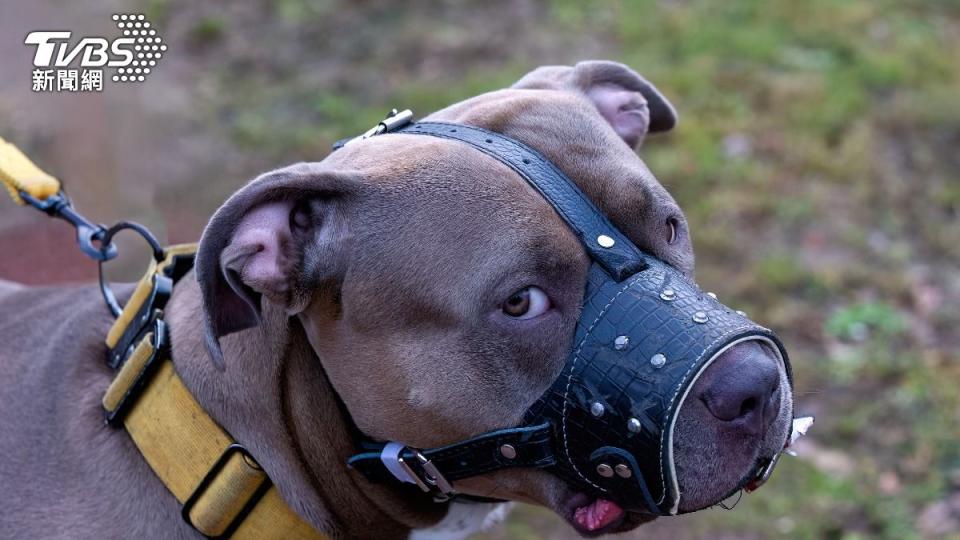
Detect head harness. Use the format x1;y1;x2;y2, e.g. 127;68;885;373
342;113;795;515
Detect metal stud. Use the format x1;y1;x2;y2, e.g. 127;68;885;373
596;463;614;478
627;417;642;433
650;353;666;368
693;311;709;324
706;292;717;299
614;464;632;478
500;444;517;460
597;235;616;248
660;288;676;301
590;401;606;417
613;335;630;351
736;310;747;317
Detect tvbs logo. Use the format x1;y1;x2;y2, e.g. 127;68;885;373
25;14;165;92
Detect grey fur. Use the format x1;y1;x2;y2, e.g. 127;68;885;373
0;60;791;539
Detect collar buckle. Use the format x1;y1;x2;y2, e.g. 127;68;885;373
102;319;167;425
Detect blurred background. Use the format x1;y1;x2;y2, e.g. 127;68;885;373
1;1;958;538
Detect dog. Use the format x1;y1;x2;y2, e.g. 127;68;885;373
0;60;793;539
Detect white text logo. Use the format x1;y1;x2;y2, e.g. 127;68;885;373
25;14;166;92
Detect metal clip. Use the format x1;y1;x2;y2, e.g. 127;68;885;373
19;191;117;261
395;448;456;500
342;109;414;147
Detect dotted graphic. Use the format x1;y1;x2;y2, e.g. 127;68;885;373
110;13;165;84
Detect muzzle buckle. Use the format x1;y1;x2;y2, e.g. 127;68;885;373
395;448;456;500
338;108;414;148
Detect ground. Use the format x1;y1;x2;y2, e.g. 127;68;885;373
0;1;958;538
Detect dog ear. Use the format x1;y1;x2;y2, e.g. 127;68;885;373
513;60;677;148
195;163;357;369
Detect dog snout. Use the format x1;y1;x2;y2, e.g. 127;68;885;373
697;341;781;435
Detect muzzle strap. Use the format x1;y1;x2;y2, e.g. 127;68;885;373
396;122;648;281
348;423;554;499
341;117;795;515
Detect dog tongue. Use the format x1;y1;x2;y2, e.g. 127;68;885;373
574;498;624;531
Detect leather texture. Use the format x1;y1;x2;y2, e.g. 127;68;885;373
523;260;790;514
348;423;554;484
340;120;793;515
396;122;649;281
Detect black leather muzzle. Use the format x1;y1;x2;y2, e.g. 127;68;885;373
343;118;793;515
523;260;790;514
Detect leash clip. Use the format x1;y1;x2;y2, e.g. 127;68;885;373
20;190;118;262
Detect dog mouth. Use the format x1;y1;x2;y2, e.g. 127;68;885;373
560;492;654;536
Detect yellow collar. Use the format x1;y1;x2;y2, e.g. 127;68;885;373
101;244;325;539
0;139;323;538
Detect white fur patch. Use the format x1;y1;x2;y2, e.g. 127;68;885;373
409;502;513;540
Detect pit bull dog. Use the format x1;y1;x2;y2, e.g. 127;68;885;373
0;60;793;539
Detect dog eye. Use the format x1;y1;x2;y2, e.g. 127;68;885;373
502;287;551;319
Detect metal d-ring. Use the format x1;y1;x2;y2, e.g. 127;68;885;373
98;221;165;317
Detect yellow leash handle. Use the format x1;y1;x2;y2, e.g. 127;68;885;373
0;136;61;205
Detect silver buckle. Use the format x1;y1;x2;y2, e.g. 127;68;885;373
342;109;414;147
396;449;456;500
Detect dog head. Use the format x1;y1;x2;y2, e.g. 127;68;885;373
194;60;794;535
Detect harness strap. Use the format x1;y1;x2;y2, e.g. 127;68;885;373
102;244;326;540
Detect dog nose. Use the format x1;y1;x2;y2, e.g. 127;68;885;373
697;341;780;433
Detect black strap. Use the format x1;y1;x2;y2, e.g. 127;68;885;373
348;423;554;490
395;122;648;281
343;120;650;496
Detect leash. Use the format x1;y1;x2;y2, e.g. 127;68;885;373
0;136;165;317
4;110;813;527
1;136;117;262
1;138;326;539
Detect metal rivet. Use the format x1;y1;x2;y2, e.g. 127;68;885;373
736;310;747;317
660;289;676;301
597;463;614;478
693;311;709;324
706;292;717;299
650;353;666;368
615;464;632;478
590;401;605;417
613;335;630;351
597;235;615;248
627;417;642;433
500;444;517;460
